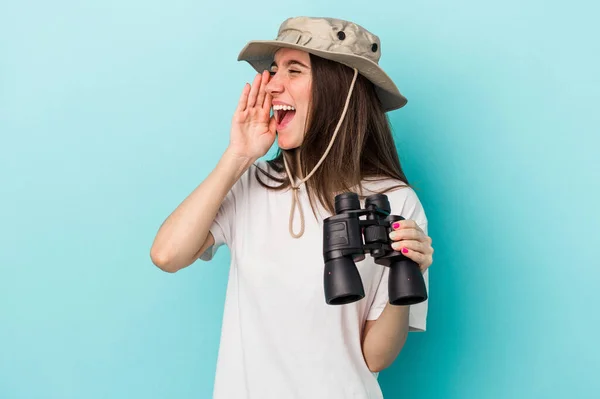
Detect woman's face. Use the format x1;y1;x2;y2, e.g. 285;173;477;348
266;48;312;150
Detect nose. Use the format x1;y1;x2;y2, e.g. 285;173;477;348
265;72;283;95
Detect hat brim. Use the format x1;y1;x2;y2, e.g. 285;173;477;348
237;40;407;112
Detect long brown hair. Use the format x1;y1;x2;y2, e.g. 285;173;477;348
255;53;411;218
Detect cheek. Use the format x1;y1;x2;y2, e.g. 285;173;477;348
303;84;312;108
299;96;312;122
294;81;312;113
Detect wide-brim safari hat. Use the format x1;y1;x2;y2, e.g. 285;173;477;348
237;16;407;112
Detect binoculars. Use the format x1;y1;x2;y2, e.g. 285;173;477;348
322;192;428;306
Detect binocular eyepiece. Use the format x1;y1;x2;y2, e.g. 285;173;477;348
322;192;428;306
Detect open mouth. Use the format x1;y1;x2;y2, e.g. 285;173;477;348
273;104;296;129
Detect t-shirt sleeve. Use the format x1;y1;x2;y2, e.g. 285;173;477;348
366;187;430;332
198;169;245;261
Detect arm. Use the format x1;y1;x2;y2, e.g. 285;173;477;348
361;304;410;372
150;149;255;273
150;71;276;273
361;219;434;372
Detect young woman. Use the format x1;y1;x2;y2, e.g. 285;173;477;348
151;16;434;399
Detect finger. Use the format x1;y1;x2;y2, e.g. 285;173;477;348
268;114;277;134
263;91;273;113
392;219;419;231
389;228;423;242
256;70;269;108
236;83;251;113
392;240;427;253
247;73;261;108
392;244;432;271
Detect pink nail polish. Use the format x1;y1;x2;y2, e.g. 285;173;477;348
392;222;400;229
402;248;409;254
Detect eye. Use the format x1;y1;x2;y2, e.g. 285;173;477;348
289;69;301;74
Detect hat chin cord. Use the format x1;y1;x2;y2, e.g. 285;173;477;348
282;67;359;238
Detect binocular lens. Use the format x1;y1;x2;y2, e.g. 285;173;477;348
365;194;391;214
388;259;428;305
324;257;365;305
334;193;361;214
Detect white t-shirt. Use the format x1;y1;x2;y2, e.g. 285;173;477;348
200;160;429;399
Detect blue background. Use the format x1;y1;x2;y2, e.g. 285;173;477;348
1;1;598;398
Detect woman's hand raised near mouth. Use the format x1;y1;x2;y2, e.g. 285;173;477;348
227;71;277;162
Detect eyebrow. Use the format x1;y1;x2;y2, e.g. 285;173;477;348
270;59;310;69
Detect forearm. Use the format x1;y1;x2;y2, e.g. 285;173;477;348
362;303;410;372
150;148;255;272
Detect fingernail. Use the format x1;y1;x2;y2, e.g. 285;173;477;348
392;222;400;229
402;248;409;254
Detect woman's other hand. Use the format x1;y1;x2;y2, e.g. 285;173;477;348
388;220;434;273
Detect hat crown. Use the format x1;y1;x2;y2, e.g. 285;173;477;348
275;17;382;64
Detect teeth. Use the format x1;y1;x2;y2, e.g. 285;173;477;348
272;104;296;111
